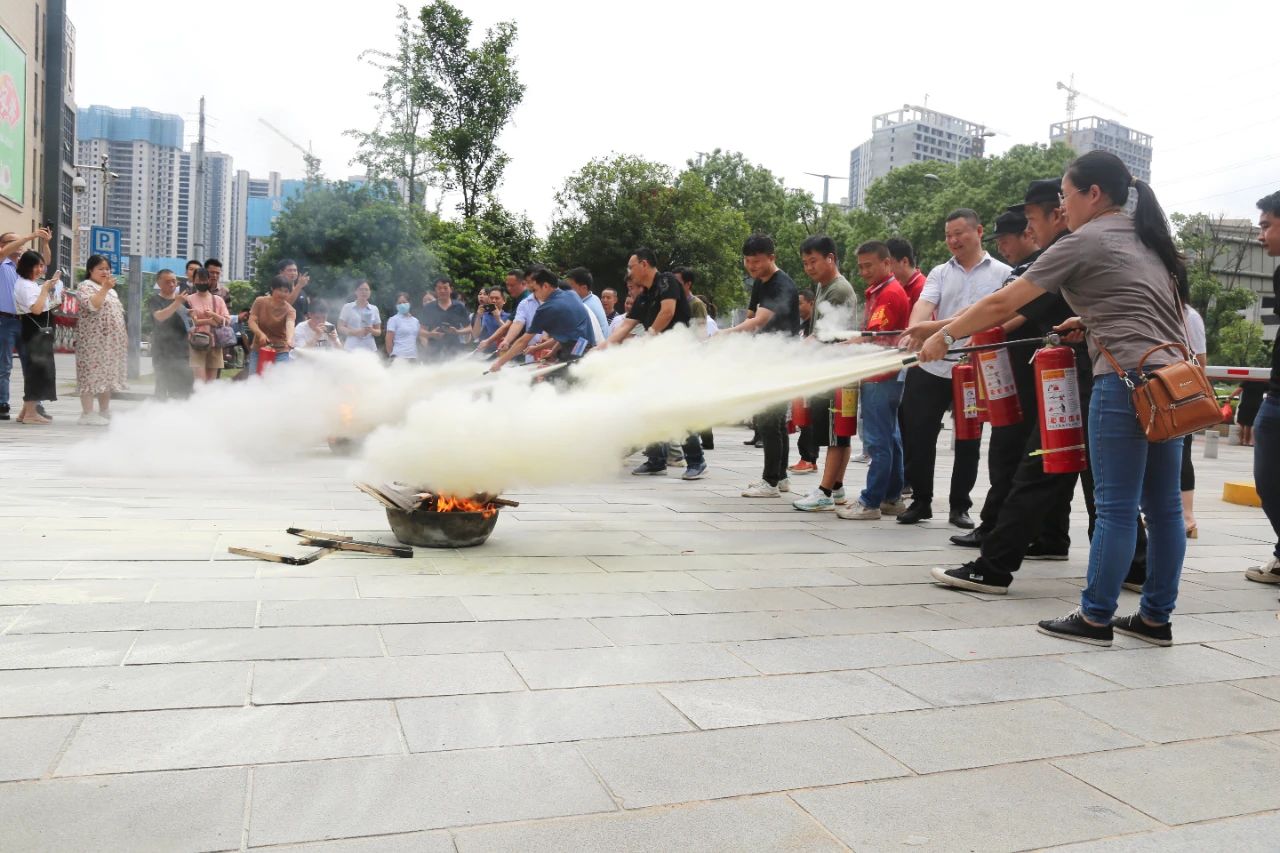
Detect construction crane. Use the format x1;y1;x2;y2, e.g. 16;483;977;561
258;118;322;183
1056;75;1128;147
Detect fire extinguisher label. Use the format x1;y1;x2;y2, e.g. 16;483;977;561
1040;369;1082;431
962;383;978;415
840;386;857;417
978;351;1018;400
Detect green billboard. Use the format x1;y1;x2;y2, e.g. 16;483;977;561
0;27;24;205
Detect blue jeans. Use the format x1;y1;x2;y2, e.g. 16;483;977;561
645;434;705;468
1080;373;1185;625
858;379;905;508
0;314;20;406
247;349;293;374
1254;394;1280;559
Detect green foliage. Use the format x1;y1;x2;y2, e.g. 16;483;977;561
254;182;440;316
225;280;257;314
545;155;749;312
1216;318;1270;368
417;1;524;220
1173;212;1265;364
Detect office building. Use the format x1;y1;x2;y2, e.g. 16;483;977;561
848;105;991;209
1049;116;1152;183
0;0;76;272
177;147;233;263
229;168;281;280
1186;217;1280;343
74;104;183;264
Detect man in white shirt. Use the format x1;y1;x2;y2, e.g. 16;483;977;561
899;209;1011;527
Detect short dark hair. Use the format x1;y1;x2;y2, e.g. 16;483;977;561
190;267;210;285
855;240;890;260
19;250;47;280
185;259;201;270
564;267;593;288
631;248;658;267
800;235;838;258
488;286;504;297
672;266;695;285
276;258;298;273
945;209;981;229
269;275;292;293
528;266;558;287
742;233;775;256
602;287;618;298
308;299;329;316
1257;191;1280;217
798;288;815;303
433;276;452;287
396;291;412;302
885;237;915;265
204;258;222;270
506;269;523;280
156;268;175;279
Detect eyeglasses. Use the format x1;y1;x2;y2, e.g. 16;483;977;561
1058;187;1088;205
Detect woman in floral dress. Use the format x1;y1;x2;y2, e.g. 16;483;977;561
74;255;128;426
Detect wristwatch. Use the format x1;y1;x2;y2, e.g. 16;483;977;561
941;327;956;347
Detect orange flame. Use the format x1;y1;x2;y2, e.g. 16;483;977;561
338;403;354;427
434;494;497;519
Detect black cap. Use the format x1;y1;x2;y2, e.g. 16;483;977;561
986;208;1028;240
1024;178;1062;208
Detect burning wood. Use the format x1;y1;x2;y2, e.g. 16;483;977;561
353;482;519;518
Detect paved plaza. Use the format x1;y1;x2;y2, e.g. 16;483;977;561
2;390;1280;852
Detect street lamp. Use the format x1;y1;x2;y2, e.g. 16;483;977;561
72;153;118;229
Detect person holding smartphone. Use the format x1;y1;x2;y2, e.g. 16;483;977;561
12;252;59;424
338;280;381;354
75;255;129;424
418;276;470;362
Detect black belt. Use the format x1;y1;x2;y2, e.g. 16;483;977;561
0;311;15;318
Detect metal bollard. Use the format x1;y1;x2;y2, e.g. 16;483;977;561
1203;430;1219;460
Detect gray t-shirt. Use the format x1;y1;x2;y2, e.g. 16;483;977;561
809;274;857;334
1024;215;1185;376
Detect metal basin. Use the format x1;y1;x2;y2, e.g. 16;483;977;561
385;507;499;548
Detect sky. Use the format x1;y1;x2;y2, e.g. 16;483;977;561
67;0;1278;232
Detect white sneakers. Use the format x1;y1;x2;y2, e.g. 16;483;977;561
78;412;109;426
836;500;881;520
741;481;781;498
1244;557;1280;584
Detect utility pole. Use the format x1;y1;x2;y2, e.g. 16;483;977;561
192;96;206;261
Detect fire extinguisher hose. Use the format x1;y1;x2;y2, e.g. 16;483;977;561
944;333;1063;357
1029;444;1087;457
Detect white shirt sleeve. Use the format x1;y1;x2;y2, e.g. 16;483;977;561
13;279;40;313
1185;307;1207;356
918;265;943;307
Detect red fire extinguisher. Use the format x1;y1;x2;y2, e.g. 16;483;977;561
974;359;990;424
833;385;857;437
791;397;810;429
1033;345;1086;473
972;327;1024;427
256;346;278;375
951;359;983;441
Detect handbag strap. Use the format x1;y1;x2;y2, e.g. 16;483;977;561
1091;265;1196;388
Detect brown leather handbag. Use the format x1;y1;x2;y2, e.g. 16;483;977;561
1097;341;1221;442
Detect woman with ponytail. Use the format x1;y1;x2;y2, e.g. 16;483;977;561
908;151;1190;646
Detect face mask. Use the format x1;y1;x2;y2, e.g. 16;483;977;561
396;303;411;315
195;284;210;293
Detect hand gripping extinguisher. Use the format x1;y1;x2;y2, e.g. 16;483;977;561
950;358;983;441
971;326;1024;427
833;385;858;438
256;346;278;376
1032;344;1086;473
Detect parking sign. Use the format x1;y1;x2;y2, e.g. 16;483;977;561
89;226;122;274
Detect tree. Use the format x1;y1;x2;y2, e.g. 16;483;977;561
255;183;440;314
348;5;437;209
417;1;524;219
1173;212;1263;364
546;155;748;311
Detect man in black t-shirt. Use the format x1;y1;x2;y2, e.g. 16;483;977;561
1246;190;1280;588
722;234;800;496
607;247;706;481
419;276;472;361
148;269;194;400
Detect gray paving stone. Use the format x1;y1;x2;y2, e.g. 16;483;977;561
380;618;609;655
256;831;456;852
0;631;137;669
578;719;907;808
259;598;474;627
249;745;616;846
644;588;834;614
780;605;967;636
397;686;693;751
849;698;1141;773
1197;610;1280;637
1048;812;1280;852
0;661;250;717
460;592;667;620
804;583;969;608
1063;645;1277;688
148;577;357;601
0;766;247;852
507;644;756;689
659;670;930;728
792;763;1156;852
686;568;857;589
453;795;846;853
254;652;523;704
125;625;384;664
56;560;260;579
1054;736;1280;824
905;625;1119;660
1061;682;1280;743
873;657;1121;706
1207;636;1280;667
726;633;951;674
6;601;258;634
0;716;78;782
589;612;799;645
359;572;708;598
923;596;1085;628
0;579;155;605
1233;675;1280;701
0;562;63;580
57;701;404;776
0;605;27;630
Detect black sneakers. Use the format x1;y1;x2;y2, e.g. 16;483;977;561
930;563;1013;595
1037;609;1113;646
631;462;667;476
1112;613;1173;647
1024;542;1069;561
0;403;8;421
949;529;983;548
897;501;933;524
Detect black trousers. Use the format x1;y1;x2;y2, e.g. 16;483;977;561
153;353;194;401
797;423;818;464
978;418;1038;533
758;404;789;486
902;368;980;511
